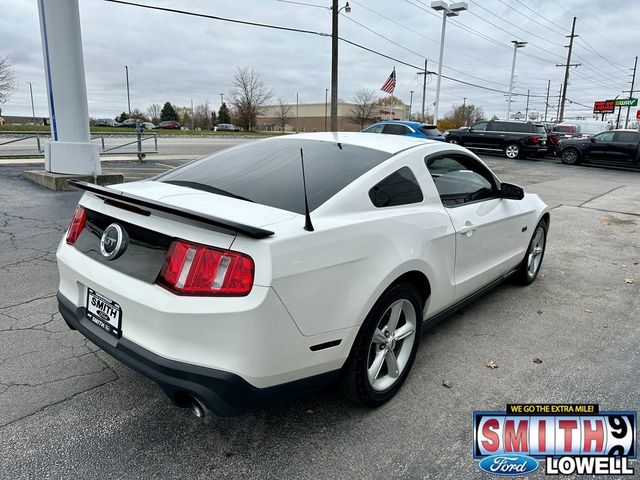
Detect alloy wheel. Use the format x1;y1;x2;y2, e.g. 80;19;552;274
505;144;520;159
366;299;417;392
527;226;545;278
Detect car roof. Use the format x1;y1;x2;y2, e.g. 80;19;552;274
371;120;437;128
282;131;436;154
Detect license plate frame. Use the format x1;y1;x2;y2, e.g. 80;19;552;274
86;288;122;338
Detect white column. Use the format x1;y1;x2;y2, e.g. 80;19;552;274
37;0;100;175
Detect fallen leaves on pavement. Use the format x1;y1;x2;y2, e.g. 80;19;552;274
485;360;498;369
625;277;635;284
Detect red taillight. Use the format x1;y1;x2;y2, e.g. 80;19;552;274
529;135;540;143
157;240;254;296
66;205;86;245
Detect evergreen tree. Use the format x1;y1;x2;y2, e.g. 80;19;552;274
210;111;217;129
218;103;231;124
116;111;129;123
160;102;179;122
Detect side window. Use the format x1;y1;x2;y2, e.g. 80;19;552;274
614;131;639;143
594;131;615;142
471;122;488;131
365;124;384;133
369;167;423;208
426;155;498;207
382;124;408;135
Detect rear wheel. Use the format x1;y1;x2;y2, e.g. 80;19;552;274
342;284;422;407
516;220;547;285
505;143;521;159
560;148;580;165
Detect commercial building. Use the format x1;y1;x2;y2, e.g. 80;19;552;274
256;102;408;132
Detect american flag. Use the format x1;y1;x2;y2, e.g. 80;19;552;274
380;69;396;94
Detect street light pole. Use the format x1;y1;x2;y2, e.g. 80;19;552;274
27;82;35;123
506;40;527;120
324;88;329;131
330;1;350;132
409;90;414;120
124;65;131;117
430;1;467;126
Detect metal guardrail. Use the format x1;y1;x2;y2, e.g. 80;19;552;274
0;131;158;161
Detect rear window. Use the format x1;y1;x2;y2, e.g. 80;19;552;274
534;125;546;134
419;126;442;135
156;138;392;214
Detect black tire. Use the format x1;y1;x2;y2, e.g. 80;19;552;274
515;219;548;285
504;142;521;159
342;283;423;407
560;148;580;165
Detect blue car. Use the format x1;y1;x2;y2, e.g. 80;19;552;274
362;121;445;141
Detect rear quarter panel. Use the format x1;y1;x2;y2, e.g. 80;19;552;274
269;147;456;337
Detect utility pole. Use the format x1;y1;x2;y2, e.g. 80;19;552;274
544;80;550;122
557;17;580;122
462;96;467;125
124;65;131;117
624;56;638;128
27;82;36;123
417;59;428;123
324;88;329;131
507;40;527;120
409;90;414;120
525;90;530;120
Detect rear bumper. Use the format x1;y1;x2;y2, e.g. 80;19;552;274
58;292;340;416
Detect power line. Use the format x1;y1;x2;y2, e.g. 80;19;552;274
103;0;544;99
495;0;566;38
509;0;567;34
274;0;327;8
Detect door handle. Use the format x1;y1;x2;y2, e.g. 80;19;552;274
459;222;478;236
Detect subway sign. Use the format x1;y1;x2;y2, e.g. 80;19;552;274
615;98;637;107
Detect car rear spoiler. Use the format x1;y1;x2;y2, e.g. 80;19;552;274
68;180;275;239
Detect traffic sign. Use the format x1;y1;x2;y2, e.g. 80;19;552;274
636;109;640;119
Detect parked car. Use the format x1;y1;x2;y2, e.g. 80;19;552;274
547;123;578;155
57;133;549;417
557;129;640;166
216;123;240;132
158;120;181;130
444;120;548;159
118;119;140;128
142;122;156;130
94;118;120;127
362;121;444;141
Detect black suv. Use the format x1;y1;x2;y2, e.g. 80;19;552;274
444;120;548;159
557;129;640;167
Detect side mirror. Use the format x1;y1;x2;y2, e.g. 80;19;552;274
501;182;524;200
590;137;596;143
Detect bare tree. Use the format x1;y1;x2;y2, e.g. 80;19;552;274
193;100;211;130
229;67;272;131
146;103;162;124
0;56;17;104
378;94;403;106
274;97;293;132
349;89;378;129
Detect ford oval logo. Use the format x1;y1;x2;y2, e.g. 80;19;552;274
478;454;539;476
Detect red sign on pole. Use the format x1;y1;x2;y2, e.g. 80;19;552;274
593;100;615;114
636;109;640;119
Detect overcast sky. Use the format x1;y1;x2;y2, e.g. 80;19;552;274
1;0;638;121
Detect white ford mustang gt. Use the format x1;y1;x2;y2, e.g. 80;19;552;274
56;132;549;416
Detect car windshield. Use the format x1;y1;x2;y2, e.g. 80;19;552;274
420;126;442;135
156;138;392;214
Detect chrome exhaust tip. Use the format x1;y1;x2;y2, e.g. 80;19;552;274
191;399;205;418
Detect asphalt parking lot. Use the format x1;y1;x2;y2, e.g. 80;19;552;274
0;150;639;479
